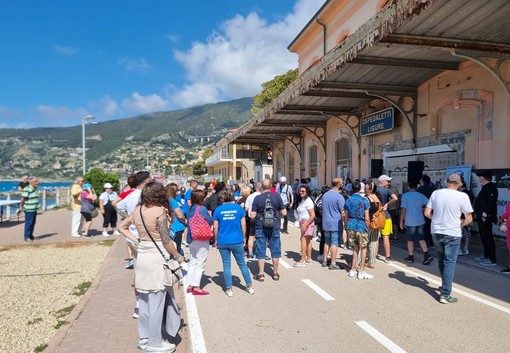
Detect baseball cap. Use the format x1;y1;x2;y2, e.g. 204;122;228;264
189;178;198;184
104;183;113;189
476;170;492;179
446;173;461;184
279;176;287;183
378;175;392;182
83;183;92;190
179;187;186;192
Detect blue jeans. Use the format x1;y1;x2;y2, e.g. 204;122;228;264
24;211;37;240
432;233;461;297
255;229;281;259
218;243;252;289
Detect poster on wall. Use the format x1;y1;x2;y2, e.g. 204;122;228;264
444;165;472;189
470;169;510;238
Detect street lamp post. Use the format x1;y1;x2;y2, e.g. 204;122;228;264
82;115;95;175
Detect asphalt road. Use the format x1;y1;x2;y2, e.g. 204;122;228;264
182;225;510;353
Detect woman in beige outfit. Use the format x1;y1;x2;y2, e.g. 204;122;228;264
120;182;184;353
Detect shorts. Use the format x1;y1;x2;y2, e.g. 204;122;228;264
380;218;393;236
347;229;369;248
300;219;314;237
324;231;339;246
81;212;92;222
405;225;425;241
461;226;471;239
249;220;256;236
255;228;281;259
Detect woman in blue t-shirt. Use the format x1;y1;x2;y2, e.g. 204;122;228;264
213;189;254;297
165;183;187;256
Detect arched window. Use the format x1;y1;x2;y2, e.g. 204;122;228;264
335;138;349;179
309;145;318;178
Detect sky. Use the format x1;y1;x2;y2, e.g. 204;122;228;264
0;0;324;129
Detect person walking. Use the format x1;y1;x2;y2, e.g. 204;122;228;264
320;178;345;270
119;181;183;352
399;182;433;265
250;178;287;281
99;183;120;237
186;189;213;295
474;170;499;266
424;173;473;304
213;189;254;297
294;185;315;267
18;177;39;242
70;176;84;237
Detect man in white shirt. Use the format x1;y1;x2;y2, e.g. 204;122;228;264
278;176;294;234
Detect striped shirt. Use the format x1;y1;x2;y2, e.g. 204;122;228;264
21;185;39;212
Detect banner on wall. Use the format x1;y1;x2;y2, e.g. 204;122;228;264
445;165;472;189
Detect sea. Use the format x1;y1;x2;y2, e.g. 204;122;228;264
0;181;72;212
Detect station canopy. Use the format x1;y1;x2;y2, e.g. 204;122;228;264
228;0;510;145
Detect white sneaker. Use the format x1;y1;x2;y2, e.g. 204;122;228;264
113;230;121;236
102;231;110;237
226;288;234;297
480;260;497;267
71;233;81;238
357;271;374;280
348;270;357;277
137;338;148;350
246;285;255;295
146;340;176;353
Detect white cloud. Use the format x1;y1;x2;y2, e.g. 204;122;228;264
118;57;152;72
55;45;79;55
91;95;118;117
166;34;181;43
122;92;170;114
35;105;87;126
171;0;323;107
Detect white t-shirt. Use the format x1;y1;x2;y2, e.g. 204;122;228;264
99;191;118;205
427;188;473;237
297;197;314;222
245;191;261;214
116;189;142;236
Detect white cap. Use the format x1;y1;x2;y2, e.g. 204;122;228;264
378;175;392;182
104;183;113;189
279;176;287;183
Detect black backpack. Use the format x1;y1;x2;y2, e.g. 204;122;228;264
262;194;275;228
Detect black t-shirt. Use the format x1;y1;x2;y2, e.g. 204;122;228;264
251;192;285;230
19;181;29;190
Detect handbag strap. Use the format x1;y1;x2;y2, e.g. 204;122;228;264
139;206;168;262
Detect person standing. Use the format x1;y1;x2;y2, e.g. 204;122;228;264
424;173;473;304
364;181;381;269
377;175;398;262
71;177;84;237
99;183;119;237
250;178;287;281
320;178;345;270
18;175;29;191
474;170;499;266
293;185;315;267
278;176;293;234
18;177;39;242
497;185;510;274
184;179;199;215
80;183;97;238
244;181;262;261
417;175;435;248
165;183;187;258
213;189;254;297
399;182;433;265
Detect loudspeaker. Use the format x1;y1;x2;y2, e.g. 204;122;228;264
370;159;383;178
408;161;424;185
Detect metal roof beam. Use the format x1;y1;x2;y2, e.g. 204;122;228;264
278;105;354;115
259;120;325;127
305;88;415;98
383;34;510;54
352;56;459;70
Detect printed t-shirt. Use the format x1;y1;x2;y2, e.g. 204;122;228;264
213;203;245;245
344;193;370;232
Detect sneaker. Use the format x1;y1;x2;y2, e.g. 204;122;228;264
357;271;374;280
439;295;458;304
385;256;396;263
404;256;414;263
480;260;497;267
137;338;148;350
226;288;234;297
146;340;176;353
391;237;399;243
294;261;306;268
317;254;324;262
423;254;434;265
348;270;357;277
474;256;487;262
132;307;139;319
329;264;341;270
82;233;92;239
321;262;327;267
71;233;81;238
113;230;121;236
246;285;255;295
462;249;470;255
340;244;347;250
102;231;110;237
126;258;134;269
501;268;510;274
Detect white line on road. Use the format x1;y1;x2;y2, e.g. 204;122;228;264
387;262;510;315
279;258;293;269
183;277;208;353
302;279;335;301
356;321;407;353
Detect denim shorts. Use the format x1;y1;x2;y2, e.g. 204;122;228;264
405;225;425;241
324;231;339;246
255;228;281;259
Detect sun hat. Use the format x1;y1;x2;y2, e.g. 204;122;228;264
83;183;92;190
104;183;113;189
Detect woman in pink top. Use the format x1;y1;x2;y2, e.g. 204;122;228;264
497;185;510;274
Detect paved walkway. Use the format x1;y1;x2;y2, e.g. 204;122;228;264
0;209;188;353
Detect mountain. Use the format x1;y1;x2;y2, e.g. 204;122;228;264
0;97;253;180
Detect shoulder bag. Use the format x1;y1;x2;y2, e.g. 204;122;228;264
369;199;386;230
188;205;213;241
139;207;183;288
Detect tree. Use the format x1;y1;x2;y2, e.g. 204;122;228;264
251;68;298;113
84;168;121;196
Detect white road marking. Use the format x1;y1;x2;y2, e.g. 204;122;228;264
279;258;293;269
183;278;208;353
356;321;407;353
387;262;510;315
302;279;335;301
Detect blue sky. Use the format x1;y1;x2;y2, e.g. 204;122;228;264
0;0;323;129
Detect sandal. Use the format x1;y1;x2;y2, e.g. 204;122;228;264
254;273;265;282
272;273;280;281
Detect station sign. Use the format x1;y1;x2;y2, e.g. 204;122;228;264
360;107;394;136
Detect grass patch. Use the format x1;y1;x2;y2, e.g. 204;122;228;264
34;343;48;352
72;281;91;296
27;317;43;325
99;239;115;247
52;304;76;329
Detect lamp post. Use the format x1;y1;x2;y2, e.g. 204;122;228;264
82;115;95;175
